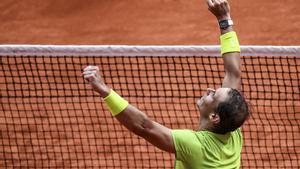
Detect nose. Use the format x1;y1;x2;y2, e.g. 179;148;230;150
207;88;215;95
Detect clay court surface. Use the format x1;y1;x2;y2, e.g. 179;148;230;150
0;0;299;169
0;0;300;45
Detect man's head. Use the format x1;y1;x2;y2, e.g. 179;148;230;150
197;88;249;134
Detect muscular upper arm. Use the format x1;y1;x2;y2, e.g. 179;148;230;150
115;105;175;154
222;52;241;89
138;119;176;153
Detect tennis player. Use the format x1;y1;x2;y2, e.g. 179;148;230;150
83;0;249;168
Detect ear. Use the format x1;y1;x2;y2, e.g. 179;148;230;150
209;113;220;124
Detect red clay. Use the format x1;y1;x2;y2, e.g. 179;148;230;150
0;1;299;169
0;0;299;45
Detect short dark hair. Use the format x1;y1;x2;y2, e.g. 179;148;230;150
212;89;250;134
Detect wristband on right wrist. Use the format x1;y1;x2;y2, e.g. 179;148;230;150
220;31;241;55
103;89;129;116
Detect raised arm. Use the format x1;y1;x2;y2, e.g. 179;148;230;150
83;66;175;153
207;0;241;89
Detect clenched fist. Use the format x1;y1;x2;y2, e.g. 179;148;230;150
207;0;231;21
82;65;110;97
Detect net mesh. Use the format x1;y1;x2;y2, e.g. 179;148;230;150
1;53;299;168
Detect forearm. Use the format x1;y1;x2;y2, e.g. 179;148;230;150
83;65;175;153
118;106;174;153
221;26;241;78
115;104;150;135
208;0;241;89
219;16;240;74
220;25;233;35
223;53;241;76
106;91;174;153
98;86;149;133
208;0;241;76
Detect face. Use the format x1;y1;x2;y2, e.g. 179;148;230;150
197;88;231;118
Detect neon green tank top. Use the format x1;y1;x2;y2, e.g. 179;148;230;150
172;128;243;169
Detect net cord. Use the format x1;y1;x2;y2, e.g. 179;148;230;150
0;45;299;57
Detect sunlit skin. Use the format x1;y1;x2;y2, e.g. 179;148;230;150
197;88;231;131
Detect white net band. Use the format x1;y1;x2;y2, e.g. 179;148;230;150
0;45;299;57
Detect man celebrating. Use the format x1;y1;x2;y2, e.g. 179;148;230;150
83;0;249;168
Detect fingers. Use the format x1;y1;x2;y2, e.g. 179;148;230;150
207;0;227;7
83;66;99;77
215;0;221;5
207;0;214;8
82;65;108;95
82;70;97;76
82;65;100;82
83;73;95;81
83;71;96;81
207;0;230;19
83;65;99;72
218;0;228;7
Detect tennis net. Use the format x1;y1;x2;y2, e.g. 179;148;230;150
0;45;299;168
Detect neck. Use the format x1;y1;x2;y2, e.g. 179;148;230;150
199;118;211;131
